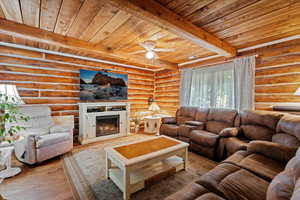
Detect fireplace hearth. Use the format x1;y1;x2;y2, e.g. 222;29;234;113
96;115;120;136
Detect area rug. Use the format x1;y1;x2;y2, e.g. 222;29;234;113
63;135;217;200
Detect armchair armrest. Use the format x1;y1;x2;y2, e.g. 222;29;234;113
50;125;73;134
14;134;37;164
248;141;297;162
36;132;71;148
161;117;177;124
219;127;241;137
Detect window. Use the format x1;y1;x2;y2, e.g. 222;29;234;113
181;62;235;109
180;56;255;111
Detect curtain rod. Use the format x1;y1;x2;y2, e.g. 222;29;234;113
180;53;258;70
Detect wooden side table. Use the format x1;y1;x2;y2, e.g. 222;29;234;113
144;116;161;135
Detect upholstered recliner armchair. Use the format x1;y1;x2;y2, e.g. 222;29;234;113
13;106;74;164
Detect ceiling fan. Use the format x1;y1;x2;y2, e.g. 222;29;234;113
128;35;175;60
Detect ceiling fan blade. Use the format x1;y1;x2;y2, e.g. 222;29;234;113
153;51;159;59
139;43;153;51
128;50;146;55
153;48;175;52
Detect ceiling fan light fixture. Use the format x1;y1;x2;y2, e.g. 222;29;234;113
145;51;155;59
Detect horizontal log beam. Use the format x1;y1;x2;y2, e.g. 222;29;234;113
0;18;177;70
107;0;236;57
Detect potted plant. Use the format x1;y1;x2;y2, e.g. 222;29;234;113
0;93;29;144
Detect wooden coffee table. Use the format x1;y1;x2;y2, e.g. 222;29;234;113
104;135;189;200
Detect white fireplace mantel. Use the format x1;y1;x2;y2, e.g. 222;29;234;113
78;102;130;145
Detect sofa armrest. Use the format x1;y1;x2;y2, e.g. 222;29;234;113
161;117;177;124
185;121;205;130
248;141;297;162
219;127;241;137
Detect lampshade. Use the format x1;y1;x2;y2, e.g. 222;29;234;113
295;87;300;96
148;102;160;111
0;84;24;104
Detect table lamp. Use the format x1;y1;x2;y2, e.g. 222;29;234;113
148;102;160;117
0;84;24;104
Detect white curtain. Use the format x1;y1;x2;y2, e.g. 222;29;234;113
234;56;256;111
180;62;234;108
180;56;255;110
180;68;192;106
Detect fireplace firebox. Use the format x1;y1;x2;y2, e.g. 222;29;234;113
96;115;120;136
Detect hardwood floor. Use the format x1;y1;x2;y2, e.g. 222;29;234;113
0;134;217;200
0;156;74;200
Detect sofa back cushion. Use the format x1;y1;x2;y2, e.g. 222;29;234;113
240;110;284;141
267;148;300;200
275;114;300;147
176;107;197;125
206;108;238;134
194;108;209;122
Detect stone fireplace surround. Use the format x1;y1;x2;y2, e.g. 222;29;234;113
78;102;130;145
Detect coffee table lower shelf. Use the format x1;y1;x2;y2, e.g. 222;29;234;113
109;156;184;194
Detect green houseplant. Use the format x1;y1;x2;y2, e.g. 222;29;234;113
0;93;29;142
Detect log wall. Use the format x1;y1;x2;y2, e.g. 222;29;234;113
171;38;300;114
0;46;154;137
154;69;180;116
242;38;300;111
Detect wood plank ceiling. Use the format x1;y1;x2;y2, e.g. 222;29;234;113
0;0;299;70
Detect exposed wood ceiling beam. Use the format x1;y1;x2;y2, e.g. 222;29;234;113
106;0;237;57
0;18;178;70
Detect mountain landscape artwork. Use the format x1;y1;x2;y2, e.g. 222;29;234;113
80;69;128;101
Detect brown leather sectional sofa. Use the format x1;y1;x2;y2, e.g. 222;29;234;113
166;142;299;200
160;107;299;160
161;107;300;200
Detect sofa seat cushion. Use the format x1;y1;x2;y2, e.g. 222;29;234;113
165;183;209;200
179;124;201;138
219;168;269;200
197;163;241;196
19;127;49;137
36;132;71;148
224;151;285;181
160;124;178;137
190;130;219;147
225;137;249;156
